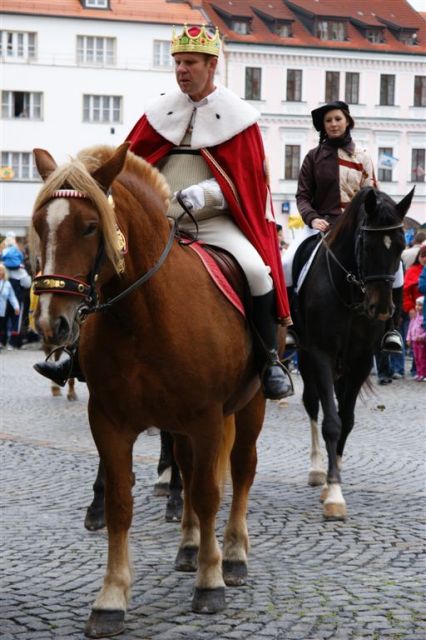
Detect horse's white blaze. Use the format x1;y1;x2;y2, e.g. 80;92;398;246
38;292;54;335
44;199;71;274
383;235;391;249
324;483;345;506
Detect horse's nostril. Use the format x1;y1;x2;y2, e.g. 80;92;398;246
56;316;70;339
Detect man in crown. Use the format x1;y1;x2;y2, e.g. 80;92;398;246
127;24;292;399
34;25;292;399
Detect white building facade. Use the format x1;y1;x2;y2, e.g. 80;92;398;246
1;3;425;240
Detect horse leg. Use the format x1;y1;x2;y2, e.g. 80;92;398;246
189;415;230;613
153;430;172;497
223;393;264;587
51;382;62;397
299;350;326;487
310;351;347;520
67;377;78;401
165;440;183;522
174;434;199;572
84;459;106;532
85;425;135;638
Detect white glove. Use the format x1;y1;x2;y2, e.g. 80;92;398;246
177;184;205;212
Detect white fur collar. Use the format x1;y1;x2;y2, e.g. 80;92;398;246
145;85;260;149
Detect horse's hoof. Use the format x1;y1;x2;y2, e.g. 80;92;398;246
323;502;347;521
51;386;62;397
67;392;78;401
222;560;247;586
308;470;326;486
84;507;106;531
165;492;183;522
191;587;226;614
84;609;125;638
174;546;198;572
153;482;170;497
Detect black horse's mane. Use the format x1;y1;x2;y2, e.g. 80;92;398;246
326;186;399;248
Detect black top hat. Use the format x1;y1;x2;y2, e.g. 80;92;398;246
311;101;351;131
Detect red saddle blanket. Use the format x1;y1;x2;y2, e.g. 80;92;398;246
186;241;246;318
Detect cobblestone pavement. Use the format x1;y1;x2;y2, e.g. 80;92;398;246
1;345;425;640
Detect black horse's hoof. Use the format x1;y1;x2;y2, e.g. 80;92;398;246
192;586;226;614
165;491;183;522
84;609;125;638
222;560;248;586
84;506;106;531
174;546;198;572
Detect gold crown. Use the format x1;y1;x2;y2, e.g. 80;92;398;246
171;24;221;57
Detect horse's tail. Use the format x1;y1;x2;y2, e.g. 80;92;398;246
216;415;236;498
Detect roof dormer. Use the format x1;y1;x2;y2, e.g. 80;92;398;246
80;0;109;9
212;4;253;35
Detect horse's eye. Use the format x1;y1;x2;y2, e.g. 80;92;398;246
83;223;98;237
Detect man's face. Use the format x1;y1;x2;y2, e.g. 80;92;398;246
173;53;217;101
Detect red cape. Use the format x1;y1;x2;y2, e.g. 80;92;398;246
127;115;290;322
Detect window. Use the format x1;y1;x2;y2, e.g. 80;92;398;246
275;22;292;37
245;68;261;100
414;76;426;107
84;0;108;7
77;35;115;65
365;28;384;43
0;31;36;59
286;69;302;102
380;75;395;106
1;91;42;119
378;147;394;182
398;30;417;45
83;95;122;123
345;73;359;105
1;151;39;180
325;71;340;102
285;145;300;180
153;40;172;68
317;20;346;41
231;20;250;35
411;149;425;183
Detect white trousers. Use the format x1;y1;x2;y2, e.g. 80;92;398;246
180;214;273;297
282;225;404;289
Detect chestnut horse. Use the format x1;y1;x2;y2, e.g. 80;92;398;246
31;143;271;638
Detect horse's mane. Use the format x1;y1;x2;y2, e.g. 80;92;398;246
326;187;397;248
31;145;170;274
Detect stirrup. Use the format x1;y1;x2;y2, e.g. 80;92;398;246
380;330;403;354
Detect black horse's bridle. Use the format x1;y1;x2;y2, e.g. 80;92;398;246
322;219;404;310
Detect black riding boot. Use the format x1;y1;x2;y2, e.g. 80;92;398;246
252;292;293;400
33;348;84;387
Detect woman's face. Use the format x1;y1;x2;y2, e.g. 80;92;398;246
323;109;349;138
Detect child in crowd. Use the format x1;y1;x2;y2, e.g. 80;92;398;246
0;263;20;349
406;296;426;381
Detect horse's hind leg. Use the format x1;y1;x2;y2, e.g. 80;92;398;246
84;459;106;532
85;416;135;638
165;435;183;523
154;430;173;497
66;377;78;401
299;350;326;487
174;434;199;572
223;391;265;587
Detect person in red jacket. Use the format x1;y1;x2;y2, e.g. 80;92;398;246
403;244;426;319
34;25;292;399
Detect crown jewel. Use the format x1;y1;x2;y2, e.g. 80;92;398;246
171;24;221;57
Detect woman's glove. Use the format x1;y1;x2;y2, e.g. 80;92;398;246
177;185;205;211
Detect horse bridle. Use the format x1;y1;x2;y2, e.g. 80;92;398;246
32;189;196;323
323;219;404;309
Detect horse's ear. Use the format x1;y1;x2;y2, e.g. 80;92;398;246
363;187;377;216
92;142;130;192
396;187;415;219
33;148;58;181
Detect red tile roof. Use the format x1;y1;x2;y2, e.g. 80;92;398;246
1;0;205;24
203;0;426;53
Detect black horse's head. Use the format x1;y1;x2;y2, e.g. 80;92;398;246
356;187;414;320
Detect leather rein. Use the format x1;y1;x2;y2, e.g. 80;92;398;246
321;220;404;311
33;190;197;323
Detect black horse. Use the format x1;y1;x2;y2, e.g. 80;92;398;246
291;186;414;520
